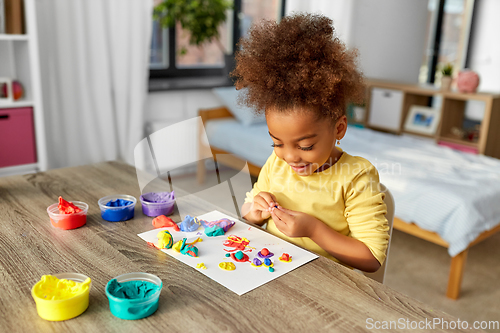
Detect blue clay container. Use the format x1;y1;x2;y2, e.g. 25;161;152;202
105;272;162;320
98;195;136;222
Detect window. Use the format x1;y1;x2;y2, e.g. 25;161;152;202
419;0;476;84
150;0;285;79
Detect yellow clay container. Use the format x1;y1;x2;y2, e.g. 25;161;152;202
31;273;91;321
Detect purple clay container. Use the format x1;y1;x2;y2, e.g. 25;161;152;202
140;191;175;217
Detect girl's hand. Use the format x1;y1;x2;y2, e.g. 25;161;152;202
270;206;320;238
251;191;278;220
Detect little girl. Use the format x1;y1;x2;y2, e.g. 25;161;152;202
235;13;389;272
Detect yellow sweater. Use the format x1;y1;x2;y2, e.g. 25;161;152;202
245;150;389;265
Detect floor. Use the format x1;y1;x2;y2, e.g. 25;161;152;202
168;165;500;332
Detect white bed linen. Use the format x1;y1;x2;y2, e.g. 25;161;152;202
342;127;500;256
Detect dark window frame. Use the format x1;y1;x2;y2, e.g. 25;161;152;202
149;0;286;79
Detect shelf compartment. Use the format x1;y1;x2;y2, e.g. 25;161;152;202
437;135;478;148
0;107;37;168
438;138;478;154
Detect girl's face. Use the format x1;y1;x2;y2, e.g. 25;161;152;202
266;108;347;177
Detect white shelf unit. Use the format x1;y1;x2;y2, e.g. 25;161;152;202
0;0;47;176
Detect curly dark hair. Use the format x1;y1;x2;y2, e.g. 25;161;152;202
231;13;365;122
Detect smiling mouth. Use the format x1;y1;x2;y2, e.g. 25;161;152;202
290;163;310;172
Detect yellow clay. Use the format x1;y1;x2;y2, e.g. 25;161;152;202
218;262;236;271
172;240;184;252
31;275;92;321
196;263;207;270
33;275;91;300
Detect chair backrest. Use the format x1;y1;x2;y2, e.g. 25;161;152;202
363;183;395;284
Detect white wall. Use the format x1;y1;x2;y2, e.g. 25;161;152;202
286;0;355;45
350;0;428;83
143;90;222;174
286;0;429;83
467;0;500;92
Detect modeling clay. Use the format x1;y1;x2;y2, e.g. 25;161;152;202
32;275;91;300
58;197;82;214
279;253;292;262
157;230;173;249
141;192;175;216
181;244;198;257
179;215;206;232
219;262;236;271
101;198;135;221
230;251;250;263
251;258;263;267
172;238;199;257
202;218;235;232
186;237;203;245
223;235;255;252
152;215;180;231
263;258;274;267
51;197;86;229
269;267;275;272
225;253;230;257
257;248;274;259
142;191;174;203
204;225;225;237
172;240;184;252
107;279;160;299
196;263;207;270
106;198;133;207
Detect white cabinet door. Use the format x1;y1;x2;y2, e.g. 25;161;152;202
368;88;404;132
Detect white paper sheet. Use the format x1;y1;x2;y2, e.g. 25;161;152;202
137;210;318;295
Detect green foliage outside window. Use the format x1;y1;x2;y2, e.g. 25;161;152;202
153;0;233;54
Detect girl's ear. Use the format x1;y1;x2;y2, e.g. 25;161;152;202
335;115;348;140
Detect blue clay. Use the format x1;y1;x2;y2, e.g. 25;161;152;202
106;199;133;207
101;199;134;222
179;215;204;232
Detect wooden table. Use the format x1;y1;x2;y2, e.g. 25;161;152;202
0;162;479;332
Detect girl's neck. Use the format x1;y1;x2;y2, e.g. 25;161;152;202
315;147;343;173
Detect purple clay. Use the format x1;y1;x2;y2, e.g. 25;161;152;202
253;258;262;266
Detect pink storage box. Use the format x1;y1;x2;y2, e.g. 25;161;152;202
438;140;478;154
0;107;37;167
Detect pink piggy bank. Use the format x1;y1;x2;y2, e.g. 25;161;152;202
456;70;480;93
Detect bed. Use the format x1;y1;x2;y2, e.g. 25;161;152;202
198;106;500;299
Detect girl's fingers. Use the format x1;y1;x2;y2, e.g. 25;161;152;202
259;192;279;208
272;207;290;222
276;206;297;216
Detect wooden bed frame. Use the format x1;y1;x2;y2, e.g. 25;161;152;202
198;106;500;299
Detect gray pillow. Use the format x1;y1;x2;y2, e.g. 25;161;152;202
212;87;266;126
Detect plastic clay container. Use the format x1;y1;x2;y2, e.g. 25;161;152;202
105;272;162;320
140;192;175;217
47;202;89;230
31;273;92;321
98;194;136;222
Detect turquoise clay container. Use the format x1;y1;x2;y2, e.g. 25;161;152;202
105;272;162;320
